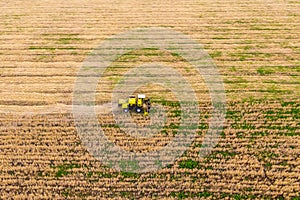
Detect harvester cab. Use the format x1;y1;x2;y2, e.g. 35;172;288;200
118;94;151;115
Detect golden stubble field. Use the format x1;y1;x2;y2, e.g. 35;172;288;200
0;0;299;199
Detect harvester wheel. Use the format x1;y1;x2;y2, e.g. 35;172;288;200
136;107;142;113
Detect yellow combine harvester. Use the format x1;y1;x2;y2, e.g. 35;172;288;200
118;94;151;115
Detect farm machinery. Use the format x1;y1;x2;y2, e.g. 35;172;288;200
118;94;151;115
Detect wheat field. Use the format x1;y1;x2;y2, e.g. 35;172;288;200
0;0;299;199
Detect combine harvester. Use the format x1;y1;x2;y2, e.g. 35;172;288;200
118;94;151;115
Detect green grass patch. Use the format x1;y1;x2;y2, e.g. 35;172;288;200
120;191;134;199
198;122;209;129
178;159;199;169
170;109;181;117
226;110;242;121
154;100;180;107
117;52;139;61
58;37;82;44
170;52;181;57
120;171;140;179
291;196;300;200
232;121;255;130
29;46;56;50
168;122;179;129
281;101;297;107
230;66;237;72
210;51;222;58
119;160;139;172
257;67;274;75
264;106;299;121
224;77;248;84
205;150;238;162
51;163;81;178
233;194;257;199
